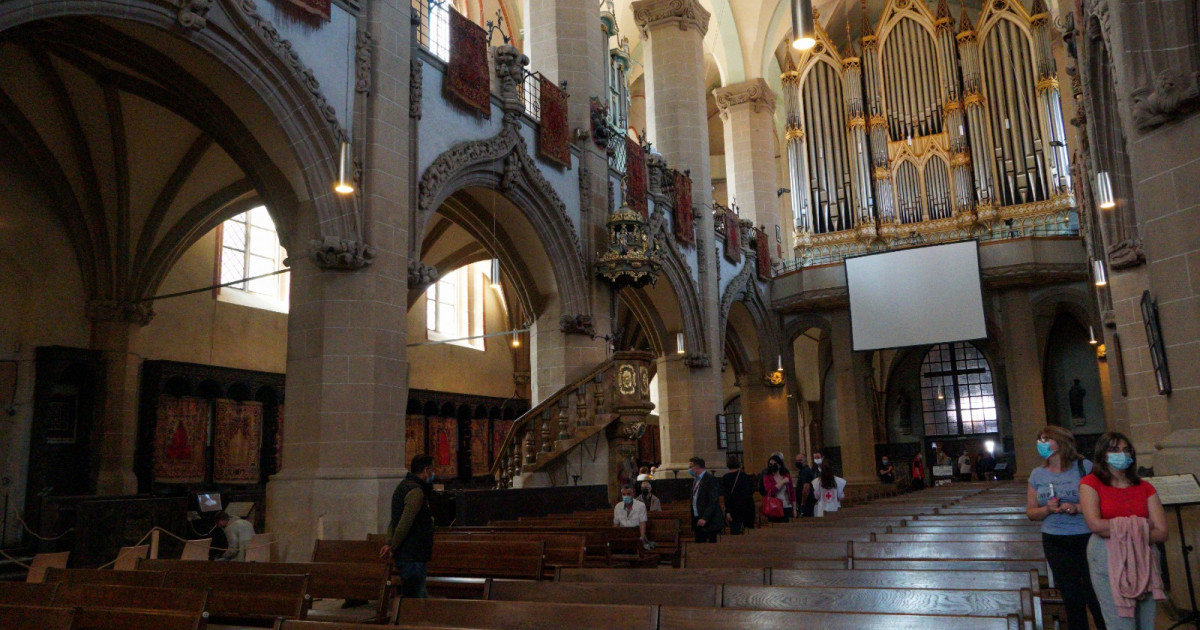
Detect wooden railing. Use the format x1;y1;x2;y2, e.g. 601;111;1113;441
490;351;655;488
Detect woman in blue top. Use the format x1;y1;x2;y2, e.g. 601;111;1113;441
1026;425;1106;630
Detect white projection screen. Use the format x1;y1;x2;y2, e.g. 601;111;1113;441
845;240;987;352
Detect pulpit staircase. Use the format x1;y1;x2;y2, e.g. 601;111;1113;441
490;351;655;488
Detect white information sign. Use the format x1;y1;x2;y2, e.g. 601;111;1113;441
932;465;955;478
1149;473;1200;506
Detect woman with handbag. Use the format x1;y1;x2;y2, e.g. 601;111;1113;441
721;456;755;534
761;454;795;523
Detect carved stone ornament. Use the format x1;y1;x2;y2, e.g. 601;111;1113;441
410;58;423;119
1131;69;1200;130
1107;238;1146;269
236;0;343;140
178;0;213;29
407;259;439;290
355;29;373;95
559;314;596;337
631;0;711;38
309;237;377;270
646;151;667;197
86;300;155;326
684;352;711;368
713;78;777;117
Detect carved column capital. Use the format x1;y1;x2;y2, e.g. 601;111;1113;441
712;78;777;118
559;314;595;337
177;0;213;29
632;0;711;39
407;260;439;291
310;237;376;270
86;300;155;327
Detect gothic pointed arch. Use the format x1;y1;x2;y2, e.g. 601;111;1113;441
720;267;782;370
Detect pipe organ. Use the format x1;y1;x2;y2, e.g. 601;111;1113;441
786;0;1074;260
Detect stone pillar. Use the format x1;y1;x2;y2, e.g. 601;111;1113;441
830;310;876;484
635;0;722;472
998;288;1048;477
740;362;795;470
87;301;153;495
266;0;411;562
713;78;781;243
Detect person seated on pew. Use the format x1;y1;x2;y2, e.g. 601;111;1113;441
613;484;652;549
380;453;436;599
215;511;256;562
637;480;662;512
878;457;895;484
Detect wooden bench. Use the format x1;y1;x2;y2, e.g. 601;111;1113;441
556;567;766;585
0;603;74;630
872;532;1042;542
721;584;1035;627
397;598;658;630
656;605;1022;630
45;568;167;588
312;539;387;564
52;583;210;615
850;540;1045;561
485;579;719;607
138;558;390;622
427;540;546;580
0;582;58;605
160;571;309;623
771;568;1040;594
72;607;205;630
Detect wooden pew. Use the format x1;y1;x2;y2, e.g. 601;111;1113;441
26;551;70;583
434;533;587;578
0;582;58;605
138;558;390;622
771;568;1040;594
0;603;74;630
556;567;766;585
45;568;167;588
850;540;1045;561
427;540;545;580
72;608;205;630
872;532;1042;543
160;571;309;623
685;556;847;570
397;598;658;630
312;539;385;564
51;583;209;615
721;584;1036;627
485;579;719;607
660;606;1022;630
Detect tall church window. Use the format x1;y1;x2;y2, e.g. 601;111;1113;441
920;342;997;436
425;261;487;350
217;206;289;311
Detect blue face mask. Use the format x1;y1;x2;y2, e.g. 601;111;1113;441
689;468;698;478
1037;441;1055;459
1107;452;1133;471
622;496;633;504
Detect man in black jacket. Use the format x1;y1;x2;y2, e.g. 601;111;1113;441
689;456;723;543
379;453;436;598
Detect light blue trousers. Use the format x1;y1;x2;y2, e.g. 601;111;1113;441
1086;534;1158;630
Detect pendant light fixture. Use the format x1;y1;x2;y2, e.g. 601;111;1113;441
334;141;355;194
936;383;945;400
489;193;502;291
776;355;784;372
1089;326;1098;345
676;332;686;355
791;0;816;50
490;258;502;291
1093;259;1108;287
511;330;521;348
1095;172;1115;209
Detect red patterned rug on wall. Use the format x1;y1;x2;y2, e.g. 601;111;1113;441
284;0;330;21
724;212;741;263
672;170;694;246
214;400;263;484
625;137;648;218
428;416;459;478
446;9;491;119
492;419;513;467
153;396;210;484
538;76;571;167
756;227;772;280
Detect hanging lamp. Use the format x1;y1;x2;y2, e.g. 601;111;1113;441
334;141;354;194
1093;259;1108;287
791;0;816;50
1095;172;1115;209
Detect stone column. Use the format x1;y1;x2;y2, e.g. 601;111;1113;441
740;362;795;470
635;0;722;472
830;310;876;484
87;301;153;495
998;288;1047;477
713;78;782;246
266;0;411;562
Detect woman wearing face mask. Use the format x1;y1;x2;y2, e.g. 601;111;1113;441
1079;432;1168;629
637;480;662;512
812;460;846;517
761;455;796;523
1026;426;1105;630
613;484;650;546
878;456;895;484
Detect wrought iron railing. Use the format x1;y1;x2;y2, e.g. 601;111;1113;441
411;0;452;62
607;131;627;174
520;71;543;122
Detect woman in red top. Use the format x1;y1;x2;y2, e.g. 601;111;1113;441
1079;432;1168;629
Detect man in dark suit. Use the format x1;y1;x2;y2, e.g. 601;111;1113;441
688;456;723;543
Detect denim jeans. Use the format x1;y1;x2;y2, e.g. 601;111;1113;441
395;560;428;599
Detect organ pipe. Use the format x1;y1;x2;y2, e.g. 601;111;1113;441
957;11;996;206
783;69;812;232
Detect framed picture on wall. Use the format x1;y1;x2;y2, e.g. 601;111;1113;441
1141;291;1171;395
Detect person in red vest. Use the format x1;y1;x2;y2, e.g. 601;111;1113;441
910;451;926;490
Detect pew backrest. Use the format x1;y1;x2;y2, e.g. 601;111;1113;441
721;584;1034;623
312;539;387;565
0;582;58;605
73;607;204;630
851;540;1044;560
0;604;74;630
397;598;658;630
27;551;70;583
427;540;545;580
657;606;1022;630
51;583;209;614
556;567;766;585
770;567;1040;594
138;558;390;603
45;568;166;588
159;570;309;620
486;580;719;607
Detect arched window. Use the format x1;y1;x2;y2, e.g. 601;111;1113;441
217;206;289;311
920;342;997;436
424;260;489;350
